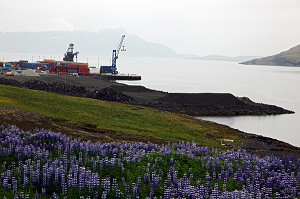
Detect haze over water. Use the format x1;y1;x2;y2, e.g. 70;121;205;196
115;57;300;147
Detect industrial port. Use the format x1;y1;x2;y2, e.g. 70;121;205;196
0;35;141;80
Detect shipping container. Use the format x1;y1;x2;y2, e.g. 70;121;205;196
67;63;78;66
4;63;11;70
79;68;89;71
67;69;78;73
38;63;50;70
100;66;113;74
79;67;89;70
78;67;89;70
67;66;78;70
49;66;57;72
58;72;69;76
77;63;88;66
19;60;28;63
57;66;67;69
43;59;55;63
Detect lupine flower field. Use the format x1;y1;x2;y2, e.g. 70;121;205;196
0;126;299;198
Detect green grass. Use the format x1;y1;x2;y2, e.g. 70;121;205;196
0;84;242;148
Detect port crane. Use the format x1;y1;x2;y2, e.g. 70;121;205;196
111;35;126;74
63;43;79;62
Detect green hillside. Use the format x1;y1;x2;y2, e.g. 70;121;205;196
241;44;300;66
0;84;242;149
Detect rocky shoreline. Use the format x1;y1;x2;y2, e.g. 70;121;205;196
138;94;293;116
0;75;299;158
0;75;294;116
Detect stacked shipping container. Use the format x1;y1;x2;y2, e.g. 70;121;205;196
78;63;89;75
1;60;50;71
1;59;92;77
49;60;90;76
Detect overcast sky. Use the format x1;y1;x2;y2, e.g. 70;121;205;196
0;0;299;56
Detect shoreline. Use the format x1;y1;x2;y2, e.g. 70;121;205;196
0;75;298;158
0;75;294;116
197;118;300;158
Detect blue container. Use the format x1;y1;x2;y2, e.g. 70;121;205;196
20;62;32;69
20;62;44;69
4;63;11;70
67;70;78;73
100;66;112;73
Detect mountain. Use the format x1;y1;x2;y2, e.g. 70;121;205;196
241;44;300;67
0;29;185;58
189;55;262;62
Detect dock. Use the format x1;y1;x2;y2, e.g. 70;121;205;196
98;74;141;81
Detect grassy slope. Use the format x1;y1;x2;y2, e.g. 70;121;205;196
0;84;241;148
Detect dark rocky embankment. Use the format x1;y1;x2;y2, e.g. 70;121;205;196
144;93;293;116
0;76;294;116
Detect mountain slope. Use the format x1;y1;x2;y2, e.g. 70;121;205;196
0;29;183;58
241;44;300;67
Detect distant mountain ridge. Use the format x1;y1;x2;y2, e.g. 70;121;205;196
189;55;262;62
241;44;300;67
0;29;186;58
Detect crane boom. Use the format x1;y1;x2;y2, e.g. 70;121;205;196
111;35;125;74
116;35;125;59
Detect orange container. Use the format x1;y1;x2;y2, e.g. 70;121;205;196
43;59;55;63
58;72;68;76
79;67;89;70
68;66;78;70
78;65;88;68
79;67;89;71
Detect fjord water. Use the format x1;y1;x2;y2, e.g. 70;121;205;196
115;57;300;147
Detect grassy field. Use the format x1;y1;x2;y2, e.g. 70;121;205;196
0;84;242;149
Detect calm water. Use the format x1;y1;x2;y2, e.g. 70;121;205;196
3;54;300;147
114;57;300;147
